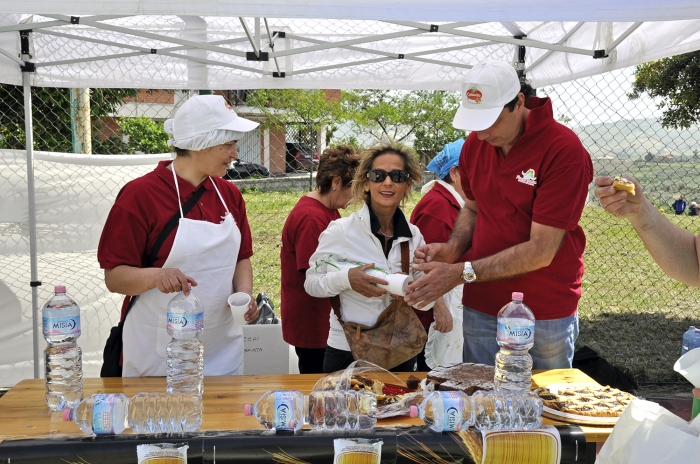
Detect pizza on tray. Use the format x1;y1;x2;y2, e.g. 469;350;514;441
533;385;636;417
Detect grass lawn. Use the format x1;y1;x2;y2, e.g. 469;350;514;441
243;188;699;387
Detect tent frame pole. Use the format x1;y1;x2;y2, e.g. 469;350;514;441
20;30;41;380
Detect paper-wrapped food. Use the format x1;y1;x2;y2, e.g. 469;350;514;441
312;360;423;418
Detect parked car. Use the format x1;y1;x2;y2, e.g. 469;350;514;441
224;159;270;180
285;142;319;172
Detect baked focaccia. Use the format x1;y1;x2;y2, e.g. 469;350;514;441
612;176;635;195
534;385;635;417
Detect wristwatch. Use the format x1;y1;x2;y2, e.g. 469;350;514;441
462;261;477;283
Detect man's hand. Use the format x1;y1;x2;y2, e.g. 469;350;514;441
431;298;453;333
414;242;460;265
152;268;198;295
348;264;388;298
404;261;462;308
594;175;643;220
243;296;259;323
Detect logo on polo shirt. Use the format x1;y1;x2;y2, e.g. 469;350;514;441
466;88;483;104
516;169;537;186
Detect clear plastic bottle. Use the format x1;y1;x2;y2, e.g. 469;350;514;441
689;328;700;353
42;285;83;411
166;284;204;397
495;292;535;391
63;392;203;435
244;390;305;432
63;393;129;435
409;391;473;432
682;326;696;355
472;390;543;431
307;390;377;431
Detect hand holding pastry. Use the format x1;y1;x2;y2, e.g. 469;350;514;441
594;175;643;220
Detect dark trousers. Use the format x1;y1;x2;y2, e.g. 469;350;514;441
322;346;417;373
294;347;326;374
415;327;431;372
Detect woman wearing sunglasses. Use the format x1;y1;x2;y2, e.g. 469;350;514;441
305;142;454;373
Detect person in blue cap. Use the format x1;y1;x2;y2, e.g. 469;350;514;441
409;139;467;371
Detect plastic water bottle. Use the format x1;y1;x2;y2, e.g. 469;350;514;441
244;390;305;432
682;326;696;355
689;329;700;353
42;285;83;411
409;391;473;432
63;393;129;435
472;390;543;431
166;284;204;397
63;392;202;435
307;390;377;430
495;292;535;391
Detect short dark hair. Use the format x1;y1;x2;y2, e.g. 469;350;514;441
316;145;361;194
504;80;535;112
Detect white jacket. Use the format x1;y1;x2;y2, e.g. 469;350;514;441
305;203;431;351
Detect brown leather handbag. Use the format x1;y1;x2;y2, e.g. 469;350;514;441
330;241;428;370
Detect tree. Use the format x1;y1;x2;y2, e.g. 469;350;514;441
119;116;169;154
412;91;464;158
0;85;136;151
246;89;343;146
342;90;424;144
629;51;700;129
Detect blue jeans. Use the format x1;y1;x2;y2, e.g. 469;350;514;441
462;306;579;369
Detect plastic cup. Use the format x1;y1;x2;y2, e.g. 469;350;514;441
228;293;251;325
674;348;700;387
376;274;412;296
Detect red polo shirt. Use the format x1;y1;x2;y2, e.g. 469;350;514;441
459;97;592;320
410;182;462;329
97;160;253;321
280;195;340;348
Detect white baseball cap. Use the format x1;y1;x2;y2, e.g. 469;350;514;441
452;61;521;131
165;95;259;151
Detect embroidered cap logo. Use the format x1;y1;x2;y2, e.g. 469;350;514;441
466;87;483;105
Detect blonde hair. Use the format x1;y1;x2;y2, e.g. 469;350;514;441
352;142;423;206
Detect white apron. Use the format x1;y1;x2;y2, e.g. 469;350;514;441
122;166;244;377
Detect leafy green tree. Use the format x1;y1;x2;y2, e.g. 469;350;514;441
0;85;136;151
342;90;423;143
629;51;700;129
412;91;464;158
119;116;170;154
247;89;343;146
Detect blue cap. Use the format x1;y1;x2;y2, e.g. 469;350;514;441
427;139;465;179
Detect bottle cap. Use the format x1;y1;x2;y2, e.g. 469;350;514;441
55;285;67;293
63;409;71;421
244;404;252;416
512;292;523;300
409;405;418;418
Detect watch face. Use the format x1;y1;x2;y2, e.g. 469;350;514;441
463;263;476;283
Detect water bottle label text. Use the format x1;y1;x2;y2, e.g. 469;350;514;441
440;392;464;431
274;391;295;431
167;311;204;332
497;320;534;345
92;394;115;434
42;315;81;336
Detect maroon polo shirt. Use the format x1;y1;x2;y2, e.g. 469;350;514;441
97;159;253;322
410;182;462;329
459;97;593;320
280;195;341;348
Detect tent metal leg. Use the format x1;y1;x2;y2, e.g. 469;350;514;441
22;68;41;379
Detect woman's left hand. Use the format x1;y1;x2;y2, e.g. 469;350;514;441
243;296;259;323
432;298;453;333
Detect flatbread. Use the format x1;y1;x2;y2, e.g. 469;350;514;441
534;385;636;417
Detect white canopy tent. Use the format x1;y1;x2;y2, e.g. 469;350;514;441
1;1;700;382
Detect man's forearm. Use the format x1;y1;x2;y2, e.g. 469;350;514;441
233;258;254;295
447;205;477;258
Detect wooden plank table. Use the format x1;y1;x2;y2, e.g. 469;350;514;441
0;369;612;444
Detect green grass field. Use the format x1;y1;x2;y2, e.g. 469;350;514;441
243;189;699;388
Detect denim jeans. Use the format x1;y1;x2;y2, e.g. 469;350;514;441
462;306;579;369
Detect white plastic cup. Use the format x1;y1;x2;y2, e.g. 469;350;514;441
228;293;251;325
674;348;700;388
376;274;412;296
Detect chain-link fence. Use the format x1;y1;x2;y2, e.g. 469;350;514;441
1;63;699;391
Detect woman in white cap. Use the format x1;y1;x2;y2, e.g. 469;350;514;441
409;139;466;371
97;94;260;377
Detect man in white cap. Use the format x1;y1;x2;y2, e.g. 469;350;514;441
405;61;593;369
98;94;260;377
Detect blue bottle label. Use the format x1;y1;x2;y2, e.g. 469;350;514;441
42;315;81;337
440;392;463;431
167;311;204;332
92;394;115;434
274;391;295;430
497;319;534;345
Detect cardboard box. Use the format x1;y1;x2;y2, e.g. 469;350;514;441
241;324;299;375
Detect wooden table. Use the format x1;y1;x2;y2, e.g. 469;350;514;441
0;369;612;443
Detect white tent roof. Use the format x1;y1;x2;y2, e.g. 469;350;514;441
1;2;700;90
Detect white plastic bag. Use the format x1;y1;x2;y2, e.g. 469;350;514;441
424;285;463;369
596;400;700;464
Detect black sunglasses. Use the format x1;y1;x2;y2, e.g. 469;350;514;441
367;169;410;183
